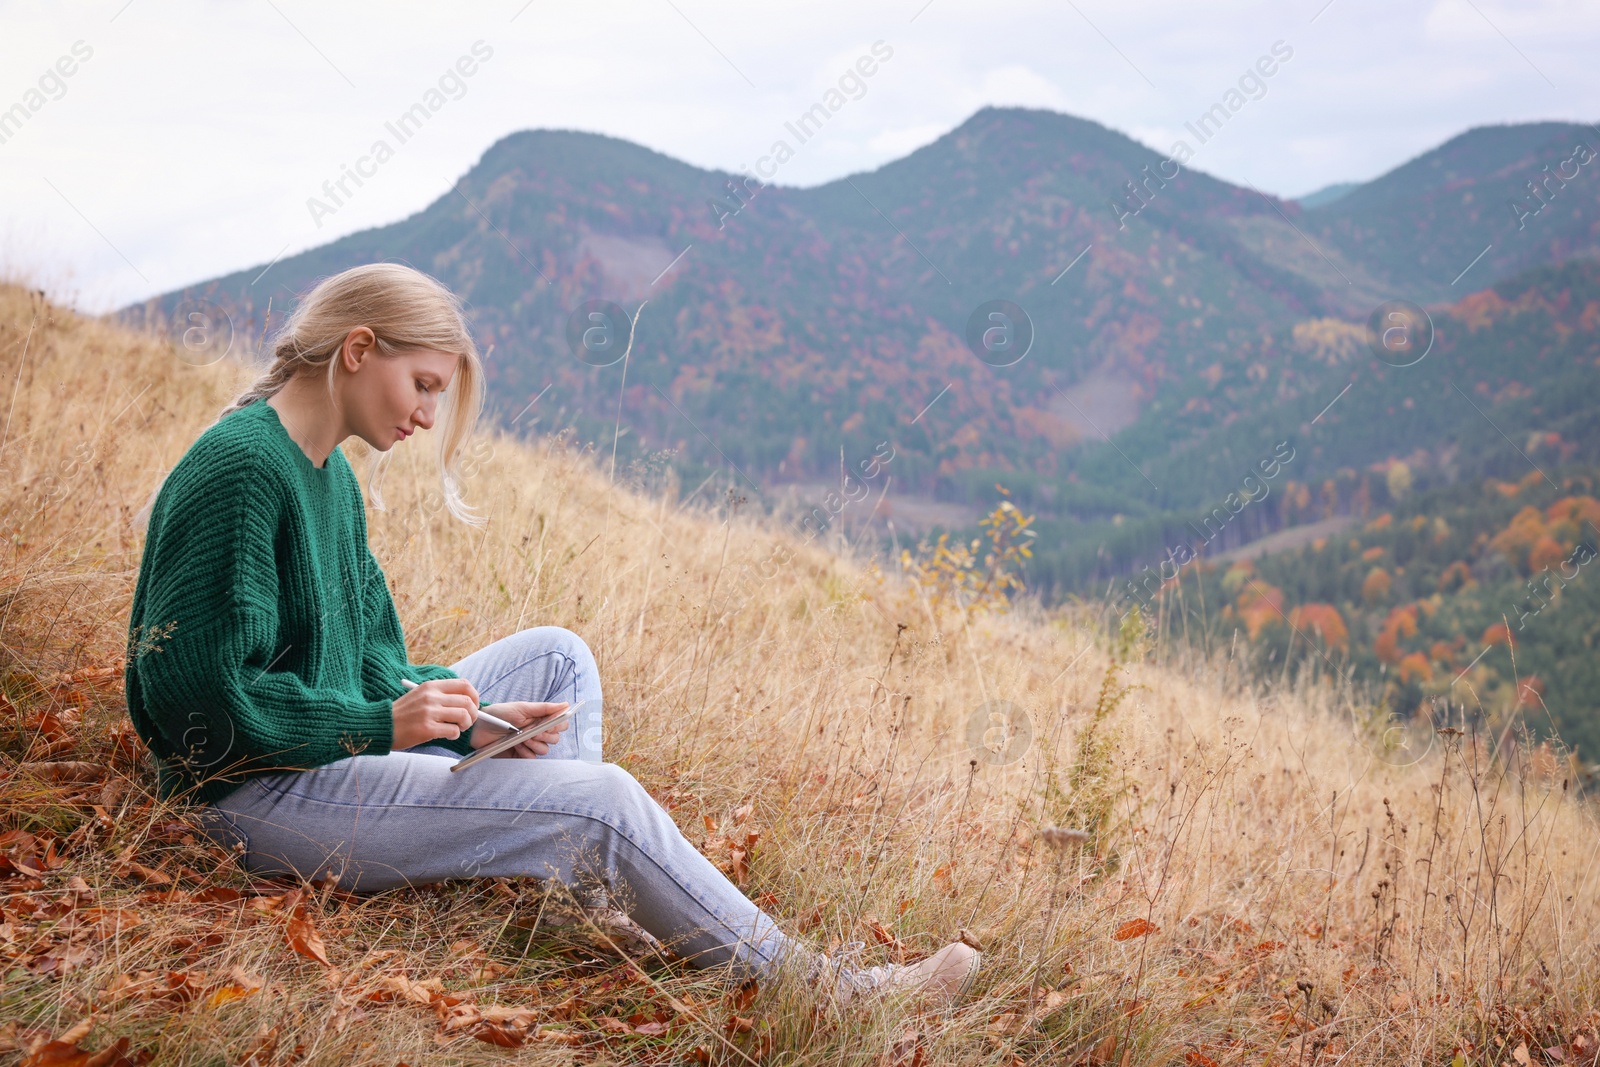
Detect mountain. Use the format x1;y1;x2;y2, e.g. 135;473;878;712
125;108;1364;496
1295;181;1359;208
120;108;1600;561
1306;121;1600;301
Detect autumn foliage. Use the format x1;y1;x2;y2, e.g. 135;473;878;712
1286;603;1349;654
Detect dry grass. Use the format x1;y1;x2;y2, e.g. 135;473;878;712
1;279;1597;1065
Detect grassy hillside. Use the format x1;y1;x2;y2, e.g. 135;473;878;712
3;282;1599;1064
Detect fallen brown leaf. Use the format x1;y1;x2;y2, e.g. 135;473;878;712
798;899;830;933
25;945;97;977
1084;1034;1118;1066
548;993;588;1020
204;984;257;1008
247;893;289;913
448;938;511;982
51;665;121;686
534;1028;583;1046
109;846;170;887
886;1026;929;1067
864;917;908;963
364;973;446;1006
41;1018;91;1048
281;890;331;967
81;908;143;935
473;1022;526;1048
0;831;65;876
190;886;242;904
1112;918;1159;942
725;978;759;1013
17;1018;141;1067
19;761;107;784
440;1003;483;1033
239;1024;279;1067
0;1021;50;1053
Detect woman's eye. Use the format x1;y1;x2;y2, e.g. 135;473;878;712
417;381;429;394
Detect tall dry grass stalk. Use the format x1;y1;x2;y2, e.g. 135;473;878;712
1;281;1597;1065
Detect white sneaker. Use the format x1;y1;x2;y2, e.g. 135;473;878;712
813;939;981;1008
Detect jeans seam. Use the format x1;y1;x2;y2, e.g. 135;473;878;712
477;646;593;761
451;632;600;762
248;775;286;799
476;648;580;704
199;798;254;854
230;782;615;817
224;790;778;963
535;804;785;968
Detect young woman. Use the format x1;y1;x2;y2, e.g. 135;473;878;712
124;262;979;1008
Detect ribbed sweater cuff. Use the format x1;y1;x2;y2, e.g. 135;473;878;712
338;696;397;758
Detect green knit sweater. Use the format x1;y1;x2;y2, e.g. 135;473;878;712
124;398;472;804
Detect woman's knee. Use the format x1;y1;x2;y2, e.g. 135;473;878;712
588;762;662;818
514;625;592;659
590;759;638;795
518;626;601;694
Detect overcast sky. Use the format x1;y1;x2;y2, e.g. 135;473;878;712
2;0;1596;313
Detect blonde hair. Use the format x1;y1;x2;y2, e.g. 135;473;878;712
135;262;487;531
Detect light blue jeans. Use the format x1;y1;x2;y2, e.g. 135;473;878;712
196;626;808;982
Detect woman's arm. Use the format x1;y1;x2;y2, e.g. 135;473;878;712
356;534;474;757
131;448;400;784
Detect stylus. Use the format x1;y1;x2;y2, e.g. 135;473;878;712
399;677;520;732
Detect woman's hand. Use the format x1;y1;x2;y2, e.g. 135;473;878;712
391;678;480;750
471;700;571;759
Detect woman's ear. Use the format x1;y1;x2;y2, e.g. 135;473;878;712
341;326;378;371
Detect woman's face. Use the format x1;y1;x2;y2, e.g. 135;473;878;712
341;327;460;451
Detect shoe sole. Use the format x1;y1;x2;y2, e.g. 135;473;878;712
953;950;981;996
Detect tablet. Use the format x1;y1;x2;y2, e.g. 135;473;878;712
450;705;577;772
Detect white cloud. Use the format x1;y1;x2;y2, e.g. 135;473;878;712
969;64;1073;112
867;122;948;158
1421;0;1598;44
